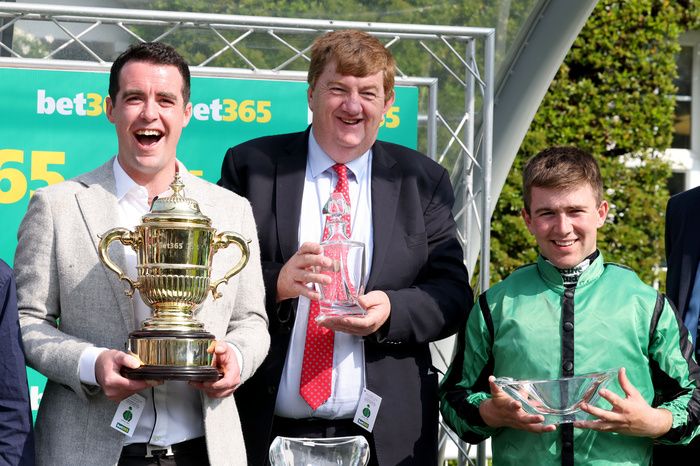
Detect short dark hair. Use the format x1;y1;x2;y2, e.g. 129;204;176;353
307;30;395;101
109;42;191;104
522;146;604;213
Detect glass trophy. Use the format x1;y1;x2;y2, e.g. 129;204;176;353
494;369;618;425
269;436;370;466
315;192;366;319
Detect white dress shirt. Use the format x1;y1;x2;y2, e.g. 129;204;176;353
78;157;204;446
274;131;374;419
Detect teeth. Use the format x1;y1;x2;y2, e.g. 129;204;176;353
135;129;162;136
341;119;360;124
555;240;575;247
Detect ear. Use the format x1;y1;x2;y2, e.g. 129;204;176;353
105;96;115;123
383;91;395;114
182;102;193;128
307;86;314;110
596;200;609;228
521;207;534;234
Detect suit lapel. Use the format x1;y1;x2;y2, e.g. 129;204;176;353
367;142;400;290
680;218;700;313
75;160;136;331
181;170;213;212
276;131;308;263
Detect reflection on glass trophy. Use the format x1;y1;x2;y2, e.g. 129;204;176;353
268;436;370;466
315;192;366;319
494;369;618;425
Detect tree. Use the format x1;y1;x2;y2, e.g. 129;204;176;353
490;0;698;286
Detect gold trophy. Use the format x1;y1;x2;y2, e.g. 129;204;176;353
98;173;250;381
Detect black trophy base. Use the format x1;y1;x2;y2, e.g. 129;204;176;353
122;329;223;382
121;365;222;382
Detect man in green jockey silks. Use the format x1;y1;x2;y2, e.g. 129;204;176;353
440;146;700;466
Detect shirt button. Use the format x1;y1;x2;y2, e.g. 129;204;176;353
563;321;574;332
563;361;573;372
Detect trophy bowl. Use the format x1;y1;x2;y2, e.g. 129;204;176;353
269;436;370;466
98;173;250;381
494;369;618;425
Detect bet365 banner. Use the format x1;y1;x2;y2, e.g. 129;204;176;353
0;66;418;417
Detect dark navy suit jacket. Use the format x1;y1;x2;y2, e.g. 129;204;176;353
219;127;472;465
654;186;700;465
665;186;700;342
0;260;35;466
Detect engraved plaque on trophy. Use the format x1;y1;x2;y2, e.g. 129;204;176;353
98;173;250;381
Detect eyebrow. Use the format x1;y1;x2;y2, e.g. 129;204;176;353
121;89;179;101
533;204;588;215
326;80;381;92
359;83;380;91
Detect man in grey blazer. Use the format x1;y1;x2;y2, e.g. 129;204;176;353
14;42;269;466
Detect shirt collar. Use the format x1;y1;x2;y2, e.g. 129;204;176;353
113;157;143;202
537;250;605;291
112;157;187;201
308;129;370;181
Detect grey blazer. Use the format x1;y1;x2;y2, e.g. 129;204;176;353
15;158;269;466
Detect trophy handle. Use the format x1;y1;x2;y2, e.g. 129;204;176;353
98;227;139;297
210;231;251;299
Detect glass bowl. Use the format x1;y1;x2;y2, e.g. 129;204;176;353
269;435;370;466
493;369;618;425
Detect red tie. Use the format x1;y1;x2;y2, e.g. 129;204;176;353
300;164;350;410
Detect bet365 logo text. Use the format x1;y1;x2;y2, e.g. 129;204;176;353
35;89;275;123
37;90;106;116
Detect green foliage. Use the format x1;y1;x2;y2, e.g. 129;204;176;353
491;0;697;287
12;29;51;58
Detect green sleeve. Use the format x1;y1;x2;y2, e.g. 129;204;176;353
650;299;700;445
439;296;499;442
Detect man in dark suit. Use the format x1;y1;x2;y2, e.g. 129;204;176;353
0;259;35;466
654;185;700;464
218;30;471;465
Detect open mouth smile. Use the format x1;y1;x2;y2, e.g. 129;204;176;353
554;240;576;247
134;129;164;146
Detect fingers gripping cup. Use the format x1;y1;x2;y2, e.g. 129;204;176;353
98;173;250;381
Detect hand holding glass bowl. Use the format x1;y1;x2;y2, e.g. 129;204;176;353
493;369;618;425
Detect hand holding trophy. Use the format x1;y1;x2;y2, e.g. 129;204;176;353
314;192;367;320
98;173;249;381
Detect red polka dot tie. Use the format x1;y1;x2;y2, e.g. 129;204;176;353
300;163;350;410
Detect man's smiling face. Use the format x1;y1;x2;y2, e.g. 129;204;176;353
522;184;608;269
106;60;191;184
308;60;394;163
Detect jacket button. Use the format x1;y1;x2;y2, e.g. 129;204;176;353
563;361;573;372
563;321;574;332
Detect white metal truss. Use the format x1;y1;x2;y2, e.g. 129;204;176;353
0;3;494;465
